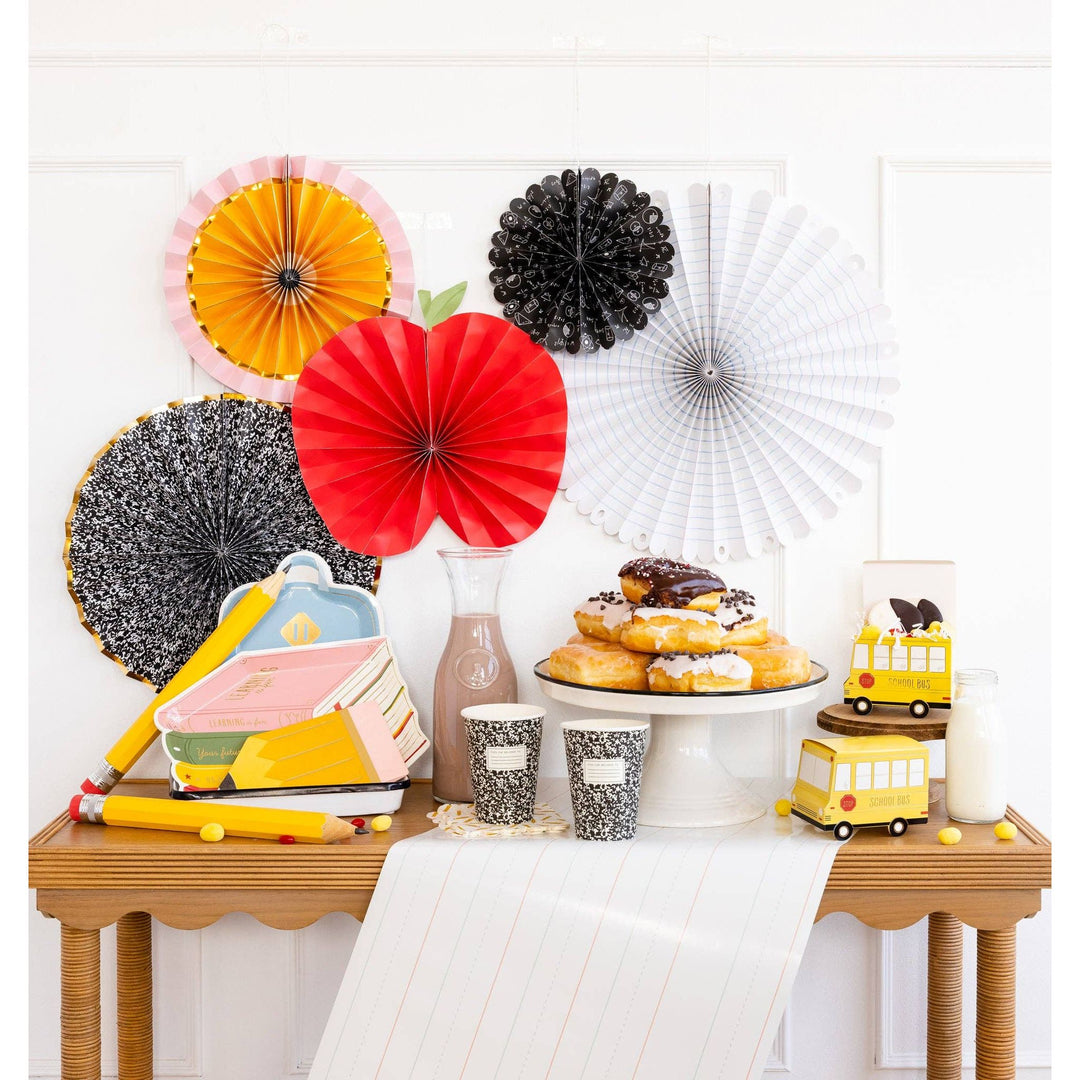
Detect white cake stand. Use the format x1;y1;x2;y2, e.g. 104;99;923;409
534;660;828;827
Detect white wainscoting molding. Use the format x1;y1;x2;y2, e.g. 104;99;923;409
28;155;195;396
873;154;1050;561
878;155;1052;296
765;1014;791;1073
29;925;204;1079
289;929;315;1075
29;49;1051;69
28;155;189;211
335;155;788;194
874;931;1050;1072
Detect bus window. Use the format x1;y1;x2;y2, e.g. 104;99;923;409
909;758;925;787
891;645;908;671
853;643;869;669
910;646;927;672
798;751;830;792
855;762;872;790
873;645;891;670
929;646;946;673
892;759;908;788
874;760;890;789
835;762;851;790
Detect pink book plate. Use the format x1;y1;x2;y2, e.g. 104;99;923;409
155;639;386;734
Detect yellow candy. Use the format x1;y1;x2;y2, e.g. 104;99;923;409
774;798;792;816
370;815;393;832
199;822;225;842
864;624;881;637
928;621;942;633
938;827;962;846
995;821;1018;840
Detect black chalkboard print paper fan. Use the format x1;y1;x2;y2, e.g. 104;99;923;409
64;395;378;689
559;184;899;563
488;167;674;354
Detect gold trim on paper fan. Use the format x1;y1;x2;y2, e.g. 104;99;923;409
62;393;381;689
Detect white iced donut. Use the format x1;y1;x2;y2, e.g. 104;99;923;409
646;651;754;692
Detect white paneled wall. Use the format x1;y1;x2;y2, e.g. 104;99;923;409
29;3;1050;1077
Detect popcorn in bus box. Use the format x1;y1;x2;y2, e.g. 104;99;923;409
843;596;954;718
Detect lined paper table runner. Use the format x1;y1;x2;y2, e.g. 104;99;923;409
311;779;841;1080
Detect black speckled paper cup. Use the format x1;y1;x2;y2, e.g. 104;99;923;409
462;704;545;825
562;718;650;841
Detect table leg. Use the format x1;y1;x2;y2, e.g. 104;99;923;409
116;912;154;1080
60;924;100;1080
976;926;1017;1080
926;913;963;1080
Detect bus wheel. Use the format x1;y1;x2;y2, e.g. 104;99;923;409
852;697;873;716
834;821;854;840
909;699;930;719
889;818;908;836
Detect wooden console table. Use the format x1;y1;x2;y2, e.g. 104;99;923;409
30;779;1050;1080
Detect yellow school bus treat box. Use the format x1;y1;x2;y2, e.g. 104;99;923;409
790;735;930;840
843;596;953;718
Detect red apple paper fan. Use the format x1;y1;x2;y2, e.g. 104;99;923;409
291;313;568;555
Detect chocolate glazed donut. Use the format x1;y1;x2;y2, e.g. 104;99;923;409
618;557;726;610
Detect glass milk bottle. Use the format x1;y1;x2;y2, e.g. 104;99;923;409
945;669;1008;823
432;548;518;803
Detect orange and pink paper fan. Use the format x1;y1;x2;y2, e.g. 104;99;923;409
291;313;568;556
164;155;413;403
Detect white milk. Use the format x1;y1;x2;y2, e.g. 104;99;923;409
945;669;1008;823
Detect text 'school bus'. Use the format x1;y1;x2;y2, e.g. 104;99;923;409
842;628;952;719
790;735;930;840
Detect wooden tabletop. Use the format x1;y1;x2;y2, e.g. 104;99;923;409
31;777;1049;932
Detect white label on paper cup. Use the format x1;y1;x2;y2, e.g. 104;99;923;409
582;758;626;785
485;744;527;771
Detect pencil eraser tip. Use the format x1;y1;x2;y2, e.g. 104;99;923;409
69;795;83;821
81;779;104;795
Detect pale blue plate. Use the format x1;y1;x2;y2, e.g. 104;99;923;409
219;551;383;656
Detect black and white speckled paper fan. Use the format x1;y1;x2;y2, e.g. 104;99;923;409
64;394;378;688
488;167;674;354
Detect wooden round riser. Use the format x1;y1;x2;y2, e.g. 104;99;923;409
817;701;948;741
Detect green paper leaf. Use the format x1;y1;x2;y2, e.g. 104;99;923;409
417;289;433;326
420;281;468;329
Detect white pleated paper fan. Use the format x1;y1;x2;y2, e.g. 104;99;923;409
558;184;899;562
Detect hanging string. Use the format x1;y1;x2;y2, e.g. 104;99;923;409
284;26;294;156
704;33;714;358
573;35;582;172
258;23;291;156
572;34;583;344
704;33;714;182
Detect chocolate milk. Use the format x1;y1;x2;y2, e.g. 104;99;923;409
432;614;518;803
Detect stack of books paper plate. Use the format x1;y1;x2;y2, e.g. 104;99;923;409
154;636;427;815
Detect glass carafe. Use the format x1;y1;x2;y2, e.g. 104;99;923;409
431;547;518;803
945;669;1008;823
